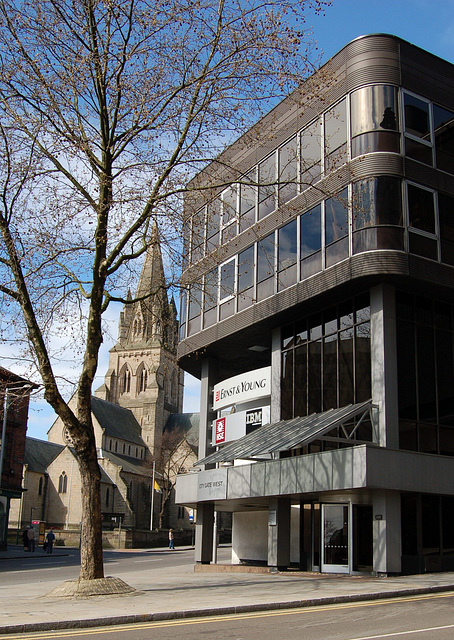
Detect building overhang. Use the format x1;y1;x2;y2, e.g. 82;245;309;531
176;445;454;512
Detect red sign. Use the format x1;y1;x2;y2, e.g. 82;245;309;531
215;417;226;444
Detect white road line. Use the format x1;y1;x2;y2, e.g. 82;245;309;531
345;624;454;639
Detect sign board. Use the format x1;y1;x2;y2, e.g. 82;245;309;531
212;406;270;446
213;366;271;411
197;468;228;501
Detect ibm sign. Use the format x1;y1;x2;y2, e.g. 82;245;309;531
213;406;271;445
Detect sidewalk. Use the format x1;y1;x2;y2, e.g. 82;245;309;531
1;544;454;635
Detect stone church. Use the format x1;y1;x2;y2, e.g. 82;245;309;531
9;226;196;536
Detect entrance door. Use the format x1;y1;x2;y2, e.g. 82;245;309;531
321;504;349;573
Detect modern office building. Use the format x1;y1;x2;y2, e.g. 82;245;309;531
175;34;454;575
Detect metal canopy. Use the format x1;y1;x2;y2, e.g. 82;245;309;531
195;400;374;466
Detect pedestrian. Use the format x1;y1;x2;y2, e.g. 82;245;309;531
45;528;56;554
27;525;36;552
22;527;29;552
168;528;175;550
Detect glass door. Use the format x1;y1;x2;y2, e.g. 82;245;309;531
321;503;349;573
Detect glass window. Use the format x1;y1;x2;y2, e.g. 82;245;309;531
278;220;297;271
240;173;256;232
301;119;321;187
238;246;254;292
220;259;235;301
350;85;398;137
257;233;275;283
300;204;322;279
353;177;402;229
203;269;218;311
405;137;433;165
188;283;202;320
352;131;400;158
325;188;349;245
278;219;297;290
433;104;454;174
190;212;205;263
206;198;220;251
279;137;298;204
404;93;430;141
407;184;435;234
258;154;276;219
324;99;347;171
222;186;237;225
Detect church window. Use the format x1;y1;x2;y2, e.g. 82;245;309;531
38;477;43;496
138;366;148;393
58;472;67;494
120;368;131;394
105;487;110;507
115;441;118;452
109;439;112;451
128;445;131;455
135;447;138;457
123;443;126;454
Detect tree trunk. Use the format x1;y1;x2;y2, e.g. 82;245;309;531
78;455;104;580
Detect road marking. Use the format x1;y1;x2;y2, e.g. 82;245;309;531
344;624;454;639
4;592;454;640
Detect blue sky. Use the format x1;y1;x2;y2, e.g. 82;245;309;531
10;0;454;439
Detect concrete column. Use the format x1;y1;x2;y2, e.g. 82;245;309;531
372;490;401;575
198;358;217;465
370;284;399;448
268;497;291;569
195;502;215;564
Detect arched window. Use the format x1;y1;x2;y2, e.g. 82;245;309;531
38;477;43;496
120;367;131;394
105;487;110;507
58;472;67;494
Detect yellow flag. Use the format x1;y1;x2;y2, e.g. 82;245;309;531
154;480;162;493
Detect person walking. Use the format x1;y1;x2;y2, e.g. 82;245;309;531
27;526;36;552
45;528;56;554
168;529;175;550
22;527;29;551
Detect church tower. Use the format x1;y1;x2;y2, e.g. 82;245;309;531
95;224;184;455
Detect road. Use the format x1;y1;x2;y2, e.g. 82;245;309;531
0;545;207;585
1;593;454;640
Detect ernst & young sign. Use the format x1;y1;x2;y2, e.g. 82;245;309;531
212;366;271;411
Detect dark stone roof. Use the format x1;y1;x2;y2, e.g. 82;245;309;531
164;413;199;448
101;451;154;477
25;437;114;484
25;437;64;472
91;396;145;446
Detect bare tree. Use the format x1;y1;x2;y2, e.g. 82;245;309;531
155;427;196;529
0;0;329;581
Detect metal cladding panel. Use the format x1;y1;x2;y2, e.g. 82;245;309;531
280;458;300;495
331;448;355;489
227;465;252;500
400;41;454;109
264;460;281;497
405;159;454;195
366;448;454;494
350;155;404;181
250;462;266;497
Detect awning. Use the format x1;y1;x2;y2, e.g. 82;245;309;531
195;400;375;466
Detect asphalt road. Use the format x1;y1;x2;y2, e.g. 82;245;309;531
0;545;227;584
2;592;454;640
